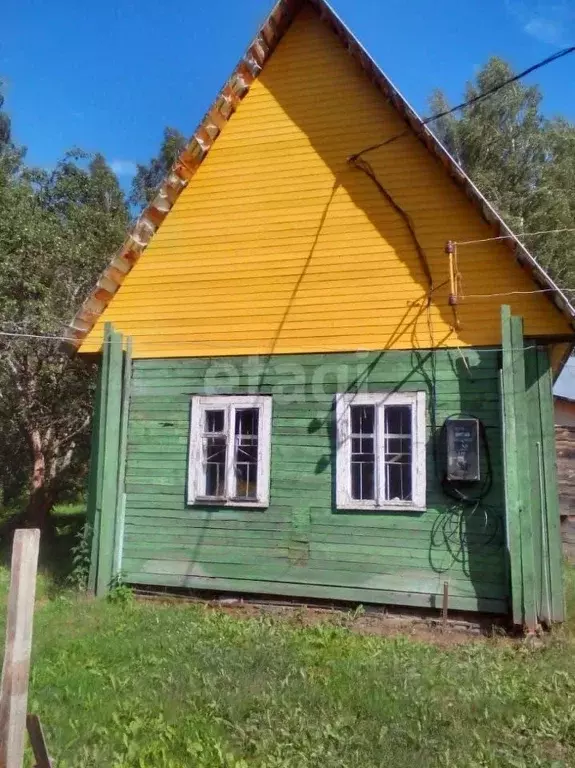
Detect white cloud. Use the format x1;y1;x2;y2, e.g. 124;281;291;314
505;0;575;45
110;159;138;177
524;16;563;44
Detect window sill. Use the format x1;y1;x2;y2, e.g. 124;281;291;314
336;502;427;513
188;497;269;510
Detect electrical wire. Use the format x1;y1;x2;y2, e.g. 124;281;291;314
455;228;575;246
0;328;566;356
347;155;434;293
429;413;503;574
350;44;575;161
462;288;570;299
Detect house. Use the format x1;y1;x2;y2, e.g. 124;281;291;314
555;395;575;427
553;375;575;551
66;0;575;630
553;384;575;556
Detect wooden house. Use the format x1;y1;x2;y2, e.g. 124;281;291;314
555;395;575;428
66;0;575;630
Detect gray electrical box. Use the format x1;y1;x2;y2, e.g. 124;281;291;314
446;418;480;482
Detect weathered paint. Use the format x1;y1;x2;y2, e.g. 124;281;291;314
89;325;126;595
79;6;569;359
501;306;564;627
535;348;565;621
113;338;133;579
118;348;509;613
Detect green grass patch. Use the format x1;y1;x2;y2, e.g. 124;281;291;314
1;523;575;766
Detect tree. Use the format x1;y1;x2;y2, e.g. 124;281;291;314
0;84;24;185
0;148;129;529
430;56;575;286
129;126;187;210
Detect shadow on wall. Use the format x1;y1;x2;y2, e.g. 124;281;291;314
442;353;506;611
257;6;481;352
306;349;507;613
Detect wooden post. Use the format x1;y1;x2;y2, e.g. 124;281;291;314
510;314;537;631
501;306;524;627
536;347;565;622
113;338;132;580
96;324;124;596
87;327;111;593
442;581;449;629
501;306;539;631
26;715;52;768
0;529;40;768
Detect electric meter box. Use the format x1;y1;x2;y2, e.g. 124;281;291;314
445;418;480;482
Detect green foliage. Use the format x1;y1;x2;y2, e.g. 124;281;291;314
107;576;134;606
0;82;24;181
430;56;575;286
129;127;187;210
67;522;92;591
0;91;186;525
0;94;129;525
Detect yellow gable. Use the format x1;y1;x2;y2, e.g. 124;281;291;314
80;5;571;358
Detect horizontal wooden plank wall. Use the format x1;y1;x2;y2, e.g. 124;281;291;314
556;426;575;518
121;349;509;613
80;6;569;358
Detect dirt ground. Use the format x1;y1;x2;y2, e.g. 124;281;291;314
136;590;516;647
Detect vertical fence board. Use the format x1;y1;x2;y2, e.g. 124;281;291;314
537;347;565;622
501;306;523;627
0;529;41;768
113;338;133;578
87;347;108;594
525;347;544;620
96;325;124;595
511;322;536;632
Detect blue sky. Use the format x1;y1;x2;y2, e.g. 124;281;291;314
2;0;575;183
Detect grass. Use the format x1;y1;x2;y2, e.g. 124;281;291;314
2;509;575;767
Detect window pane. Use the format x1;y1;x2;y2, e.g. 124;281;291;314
385;404;411;435
204;435;227;497
202;409;227;497
205;410;225;433
234;408;259;499
350;404;376;500
384;405;412;501
351;404;375;434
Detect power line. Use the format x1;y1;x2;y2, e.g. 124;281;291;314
462;288;574;299
456;228;575;246
350;44;575;161
0;328;565;356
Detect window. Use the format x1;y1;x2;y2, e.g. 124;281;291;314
335;392;426;511
188;396;272;507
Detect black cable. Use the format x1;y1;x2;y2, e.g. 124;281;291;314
349;155;434;292
428;413;503;573
350;44;575;161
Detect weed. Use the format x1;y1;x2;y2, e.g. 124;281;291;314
67;522;92;592
107;574;134;605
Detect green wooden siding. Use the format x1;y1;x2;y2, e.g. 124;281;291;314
500;306;564;627
118;348;509;613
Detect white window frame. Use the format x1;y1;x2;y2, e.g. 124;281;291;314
188;395;272;508
335;391;426;512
